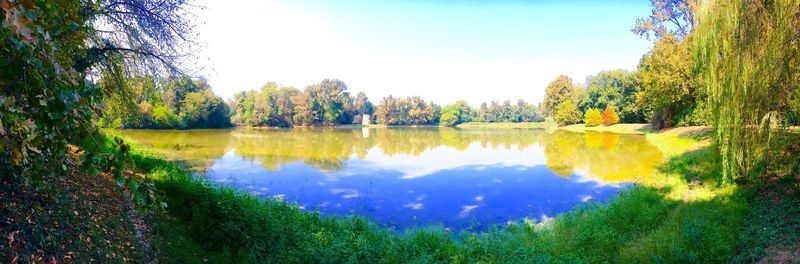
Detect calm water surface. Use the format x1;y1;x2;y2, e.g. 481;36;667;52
123;128;664;231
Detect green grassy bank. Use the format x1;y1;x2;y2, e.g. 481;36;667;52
4;128;796;262
124;128;797;263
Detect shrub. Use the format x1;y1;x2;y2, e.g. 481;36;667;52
584;109;603;127
555;100;582;126
602;105;620;125
440;111;458;127
153;105;184;129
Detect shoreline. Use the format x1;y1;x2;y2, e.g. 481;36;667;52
118;122;714;137
127;125;745;262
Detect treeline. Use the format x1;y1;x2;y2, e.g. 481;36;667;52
535;0;800;181
538;2;710;129
437;99;544;127
229;80;374;127
228;79;545;127
99;76;232;129
98;0;800;143
541;71;642;127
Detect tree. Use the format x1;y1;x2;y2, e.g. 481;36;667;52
583;70;646;123
291;92;318;126
375;96;402;125
406;96;435;125
694;0;800;181
137;101;154;127
439;100;473;126
637;34;699;128
271;87;299;127
252;82;277;126
477;103;489;122
354;92;373;114
543;75;577;117
313;79;349;124
584;109;603;127
439;111;459;127
515;99;543;122
99;75;230;129
487;101;501;122
180;91;210;128
602;105;620;125
633;0;700;40
555;100;582;126
0;0;195;181
374;96;438;125
152;105;182;129
204;93;232;128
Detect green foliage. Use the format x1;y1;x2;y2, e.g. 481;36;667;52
0;0;197;181
152;105;183;128
230;79;366;127
439;100;473;127
374;96;438;125
542;75;577;117
475;100;542;123
584;109;603;127
580;69;646;123
693;0;800;180
0;0;94;181
602;105;620;125
555;100;582;126
439;111;459;127
633;0;699;40
637;34;702;128
99;76;231;129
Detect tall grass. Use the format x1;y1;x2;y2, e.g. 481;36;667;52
130;132;747;263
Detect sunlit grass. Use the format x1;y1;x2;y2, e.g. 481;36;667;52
559;123;652;134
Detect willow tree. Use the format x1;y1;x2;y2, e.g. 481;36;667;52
694;0;800;180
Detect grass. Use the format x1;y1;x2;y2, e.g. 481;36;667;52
123;127;760;263
732;132;800;262
734;176;800;262
6;128;795;262
456;122;554;129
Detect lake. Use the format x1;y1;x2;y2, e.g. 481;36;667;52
123;127;664;232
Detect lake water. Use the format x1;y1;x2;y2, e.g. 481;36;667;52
123;128;664;232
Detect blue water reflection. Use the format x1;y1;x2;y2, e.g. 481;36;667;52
123;128;663;232
206;146;628;232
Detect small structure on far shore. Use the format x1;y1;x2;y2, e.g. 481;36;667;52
361;114;371;126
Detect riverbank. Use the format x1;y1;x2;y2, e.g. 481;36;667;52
4;127;798;262
128;126;782;262
0;148;153;262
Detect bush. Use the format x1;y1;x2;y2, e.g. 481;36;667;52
602;105;620;125
440;111;458;127
584;109;603;127
152;105;184;129
555;100;582;126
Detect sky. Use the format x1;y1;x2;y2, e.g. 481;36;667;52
194;0;653;105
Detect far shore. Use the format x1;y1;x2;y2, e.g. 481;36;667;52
122;122;715;136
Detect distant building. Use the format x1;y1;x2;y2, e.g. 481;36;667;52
361;114;371;126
